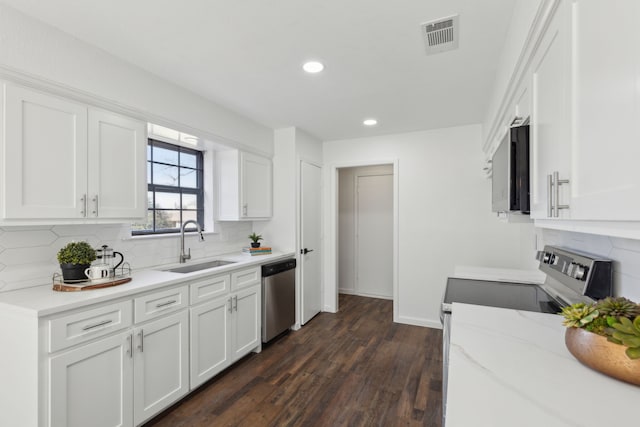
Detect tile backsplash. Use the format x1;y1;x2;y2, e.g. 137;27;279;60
541;228;640;301
0;221;252;292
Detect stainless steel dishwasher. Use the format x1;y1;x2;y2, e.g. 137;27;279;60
262;259;296;343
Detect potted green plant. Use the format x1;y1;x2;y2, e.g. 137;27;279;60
57;241;97;283
561;297;640;385
248;232;263;248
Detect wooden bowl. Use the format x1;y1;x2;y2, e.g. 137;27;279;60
565;327;640;386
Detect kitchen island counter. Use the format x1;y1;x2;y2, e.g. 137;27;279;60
446;303;640;426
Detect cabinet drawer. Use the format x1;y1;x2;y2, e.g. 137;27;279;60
134;286;188;323
190;274;230;305
49;300;132;353
231;267;261;291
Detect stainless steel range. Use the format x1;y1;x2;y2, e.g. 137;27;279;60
440;245;613;426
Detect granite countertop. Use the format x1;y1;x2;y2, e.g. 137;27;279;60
446;303;640;426
0;251;295;317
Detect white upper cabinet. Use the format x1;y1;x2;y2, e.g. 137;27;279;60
529;1;572;219
569;0;640;220
1;82;146;222
88;109;147;219
3;84;88;219
216;150;272;220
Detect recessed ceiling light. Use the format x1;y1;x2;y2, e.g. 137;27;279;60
303;61;324;73
363;119;378;126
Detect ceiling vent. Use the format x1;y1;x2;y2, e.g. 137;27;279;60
420;14;459;55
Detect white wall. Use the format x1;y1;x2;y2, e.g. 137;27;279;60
324;125;534;328
256;128;297;251
0;4;273;155
256;127;323;251
338;165;393;294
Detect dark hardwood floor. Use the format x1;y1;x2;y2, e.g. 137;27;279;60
145;294;443;427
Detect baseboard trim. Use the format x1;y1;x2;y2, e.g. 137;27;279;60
395;315;442;330
338;289;393;300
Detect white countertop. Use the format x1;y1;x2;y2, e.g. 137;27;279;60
446;303;640;426
0;251;295;317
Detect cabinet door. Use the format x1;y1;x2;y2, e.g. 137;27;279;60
529;2;572;219
232;285;261;361
570;0;640;220
88;109;146;219
133;310;189;425
49;331;133;427
189;296;232;388
240;152;272;218
3;84;88;219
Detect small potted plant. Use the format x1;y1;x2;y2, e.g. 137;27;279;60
57;241;97;283
561;297;640;385
248;232;263;248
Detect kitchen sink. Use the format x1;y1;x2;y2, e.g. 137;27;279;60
165;260;236;273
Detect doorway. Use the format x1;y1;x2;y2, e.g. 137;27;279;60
338;165;393;300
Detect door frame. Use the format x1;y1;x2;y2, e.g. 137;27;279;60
324;159;399;321
296;157;323;329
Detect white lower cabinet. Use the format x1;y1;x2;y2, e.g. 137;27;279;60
7;265;265;427
133;310;189;425
189;295;231;388
48;293;189;427
49;331;134;427
232;285;261;361
189;283;261;389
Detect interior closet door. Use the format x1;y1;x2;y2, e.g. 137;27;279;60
300;161;322;324
356;174;393;298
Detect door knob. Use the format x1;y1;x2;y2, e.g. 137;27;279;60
301;248;314;255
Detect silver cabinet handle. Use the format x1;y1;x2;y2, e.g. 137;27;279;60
138;330;144;352
80;194;87;217
228;297;233;313
242;204;248;216
233;295;238;312
546;174;553;218
82;319;113;331
92;195;99;216
128;334;133;359
552;171;570;217
156;300;177;308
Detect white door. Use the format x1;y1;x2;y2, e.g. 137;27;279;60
88;109;147;219
300;161;322;325
240;152;272;218
356;174;393;298
232;285;261;360
3;84;88;219
189;296;231;388
133;310;189;425
569;0;640;220
49;331;133;427
529;1;572;219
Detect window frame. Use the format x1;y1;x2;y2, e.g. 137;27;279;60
133;138;204;236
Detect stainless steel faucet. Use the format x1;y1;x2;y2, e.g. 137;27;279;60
180;220;204;263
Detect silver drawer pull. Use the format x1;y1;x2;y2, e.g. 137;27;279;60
82;319;113;331
156;300;177;308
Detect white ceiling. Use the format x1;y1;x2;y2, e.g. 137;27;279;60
3;0;516;141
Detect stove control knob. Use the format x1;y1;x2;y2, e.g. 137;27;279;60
549;254;558;265
542;252;552;264
571;263;588;281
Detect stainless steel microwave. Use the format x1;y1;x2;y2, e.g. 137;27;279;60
491;125;530;213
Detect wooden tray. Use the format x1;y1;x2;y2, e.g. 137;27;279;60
53;277;132;292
